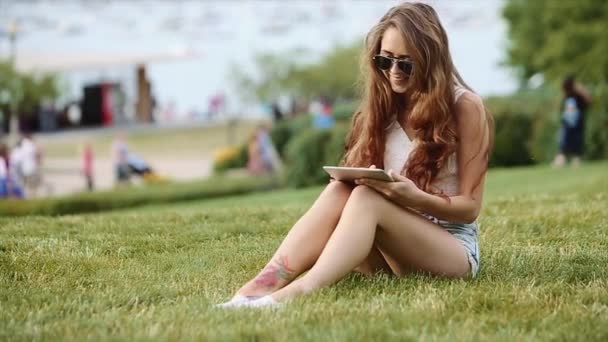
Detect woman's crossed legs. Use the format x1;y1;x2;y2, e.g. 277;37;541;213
230;182;470;303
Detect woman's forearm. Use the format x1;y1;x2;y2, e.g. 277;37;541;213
410;191;480;224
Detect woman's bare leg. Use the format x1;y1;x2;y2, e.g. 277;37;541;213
270;186;471;301
235;181;357;297
552;153;566;168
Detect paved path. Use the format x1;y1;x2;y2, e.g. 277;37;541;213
40;156;213;197
14;120;253;198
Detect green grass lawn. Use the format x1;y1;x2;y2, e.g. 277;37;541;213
1;162;607;341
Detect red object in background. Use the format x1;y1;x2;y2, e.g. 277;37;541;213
101;83;113;126
83;144;94;176
321;102;333;116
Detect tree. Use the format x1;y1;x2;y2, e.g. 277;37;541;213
231;41;362;104
0;60;61;139
503;0;608;86
503;0;608;160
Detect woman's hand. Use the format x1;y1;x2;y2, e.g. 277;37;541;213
355;169;424;208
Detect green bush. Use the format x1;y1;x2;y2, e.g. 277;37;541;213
586;111;608;160
490;112;534;167
0;175;280;217
285;128;332;188
529;114;559;163
585;84;608;160
268;121;291;158
285;124;350;188
485;88;561;166
485;85;608;165
270;115;313;158
218;86;606;179
332;101;358;122
323;123;350;166
212;145;248;173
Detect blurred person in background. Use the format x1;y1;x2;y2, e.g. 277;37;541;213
19;133;43;197
0;142;8;197
271;102;284;123
257;124;282;173
246;130;264;174
111;131;131;185
8;139;25;198
207;92;226;121
218;2;493;308
247;124;282;175
552;75;592;168
312;95;335;129
81;141;95;191
126;152;157;181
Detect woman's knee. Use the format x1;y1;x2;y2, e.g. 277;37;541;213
324;180;354;200
348;185;384;208
310;181;353;218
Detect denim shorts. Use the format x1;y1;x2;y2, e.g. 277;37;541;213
423;214;480;277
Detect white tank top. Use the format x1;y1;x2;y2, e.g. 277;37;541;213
383;86;468;196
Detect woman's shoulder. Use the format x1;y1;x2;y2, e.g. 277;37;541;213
454;88;482;106
454;91;486;130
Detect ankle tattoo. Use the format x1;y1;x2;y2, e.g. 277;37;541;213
254;255;295;288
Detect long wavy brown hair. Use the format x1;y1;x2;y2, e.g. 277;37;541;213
342;2;494;195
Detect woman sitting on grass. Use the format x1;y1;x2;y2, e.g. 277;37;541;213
218;2;494;308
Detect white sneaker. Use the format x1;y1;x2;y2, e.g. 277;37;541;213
214;295;261;308
215;295;281;309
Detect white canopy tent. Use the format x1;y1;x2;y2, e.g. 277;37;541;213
13;49;197;73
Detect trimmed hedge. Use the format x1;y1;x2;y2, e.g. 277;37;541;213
332;100;358;121
213;86;607;187
490;113;534;166
270;114;313;158
213;145;248;173
485;85;608;165
585;83;608;160
324;124;351;166
285;123;350;188
0;175;281;217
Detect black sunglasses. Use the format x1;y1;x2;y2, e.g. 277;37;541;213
373;55;414;76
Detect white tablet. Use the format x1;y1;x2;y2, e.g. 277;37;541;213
322;166;394;183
